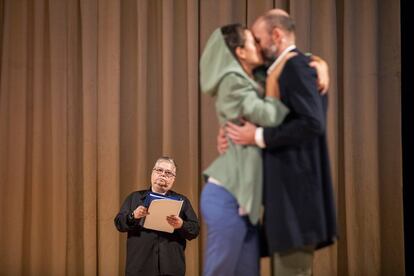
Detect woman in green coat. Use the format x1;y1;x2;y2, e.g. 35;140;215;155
199;24;294;276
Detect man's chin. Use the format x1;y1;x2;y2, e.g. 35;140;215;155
155;179;166;184
155;182;167;190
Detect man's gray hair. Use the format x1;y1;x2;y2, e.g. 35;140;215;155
155;156;177;172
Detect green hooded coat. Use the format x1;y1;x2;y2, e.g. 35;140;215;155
200;28;289;224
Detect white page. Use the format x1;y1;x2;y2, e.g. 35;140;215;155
143;199;184;233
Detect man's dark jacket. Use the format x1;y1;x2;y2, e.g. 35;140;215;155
114;189;200;276
262;50;337;253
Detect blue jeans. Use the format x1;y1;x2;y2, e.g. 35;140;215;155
200;182;260;276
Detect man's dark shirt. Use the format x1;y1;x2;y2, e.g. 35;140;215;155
114;189;200;276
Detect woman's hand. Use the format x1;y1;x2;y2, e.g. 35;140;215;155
266;52;297;98
309;54;330;94
268;52;298;80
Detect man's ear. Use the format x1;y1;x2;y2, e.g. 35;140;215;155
235;46;245;60
271;27;282;42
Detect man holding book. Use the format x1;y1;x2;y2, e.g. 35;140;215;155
114;157;200;276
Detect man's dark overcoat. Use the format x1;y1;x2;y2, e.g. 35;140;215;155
262;50;337;253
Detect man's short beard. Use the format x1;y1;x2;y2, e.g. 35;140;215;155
263;44;278;65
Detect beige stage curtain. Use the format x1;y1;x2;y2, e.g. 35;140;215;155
0;0;200;275
0;0;402;275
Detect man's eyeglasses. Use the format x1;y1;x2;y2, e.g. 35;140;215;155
152;167;176;178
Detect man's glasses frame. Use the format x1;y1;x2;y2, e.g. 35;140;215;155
152;167;176;178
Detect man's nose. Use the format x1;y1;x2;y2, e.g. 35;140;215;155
158;172;168;178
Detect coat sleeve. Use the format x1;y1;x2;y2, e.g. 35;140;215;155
114;193;143;232
263;57;325;149
176;197;200;240
218;74;289;127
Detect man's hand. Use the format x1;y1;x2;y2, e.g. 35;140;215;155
309;54;329;94
217;126;228;154
225;121;257;145
133;206;149;219
166;215;183;229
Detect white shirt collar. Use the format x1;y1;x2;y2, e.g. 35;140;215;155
151;187;167;195
266;45;296;75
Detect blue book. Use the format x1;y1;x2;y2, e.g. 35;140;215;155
143;192;182;208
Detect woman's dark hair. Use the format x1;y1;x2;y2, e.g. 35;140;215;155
220;23;247;59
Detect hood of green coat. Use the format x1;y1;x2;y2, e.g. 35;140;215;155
200;28;256;97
